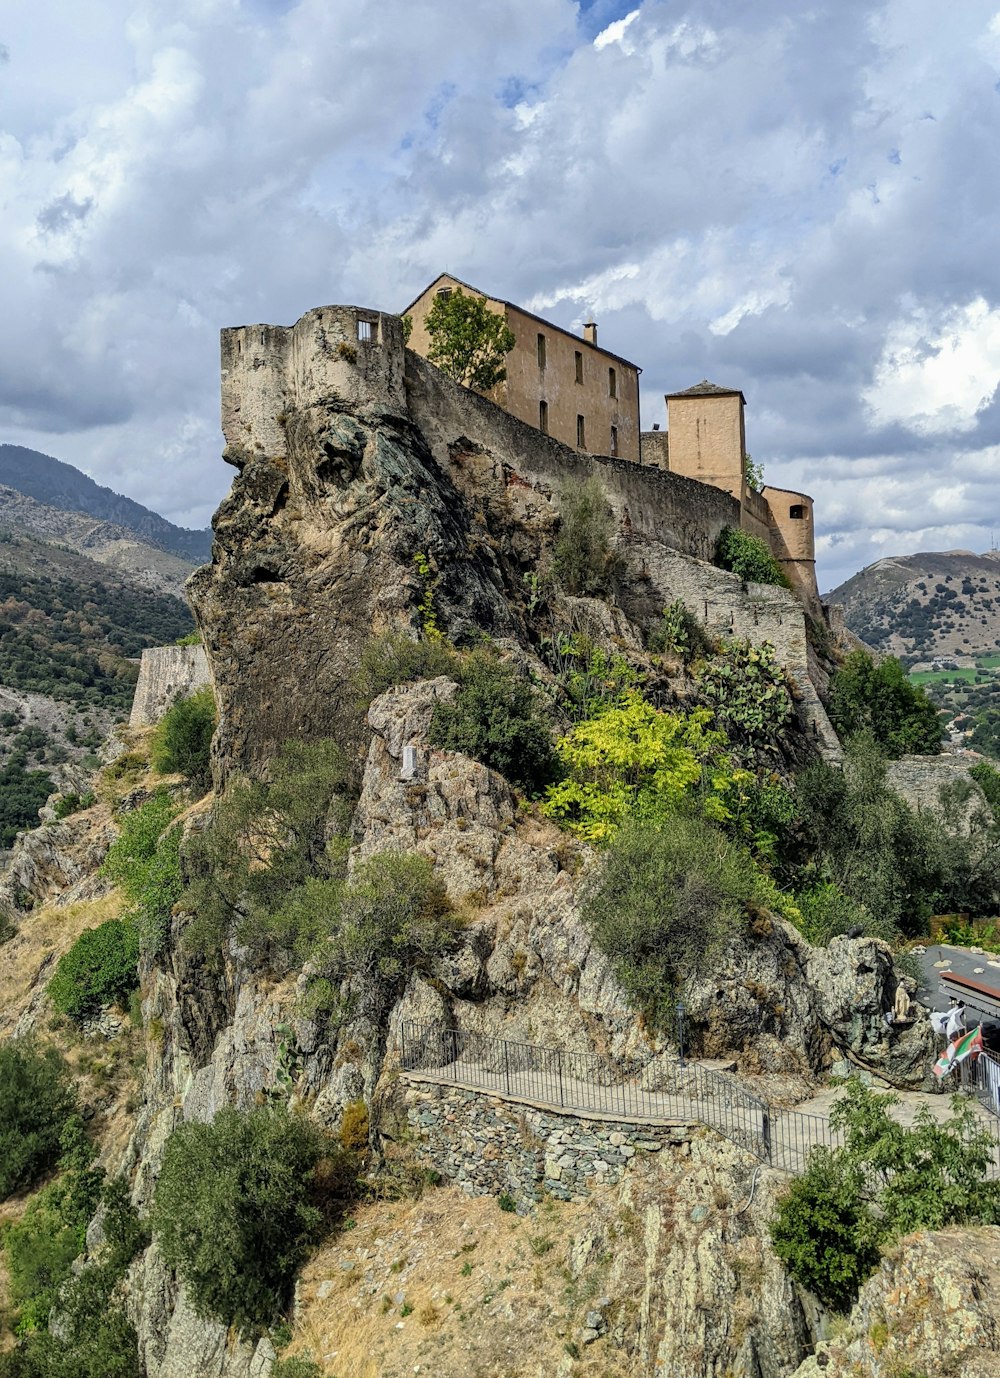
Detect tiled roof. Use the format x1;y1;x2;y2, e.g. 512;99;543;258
402;273;642;373
665;379;746;402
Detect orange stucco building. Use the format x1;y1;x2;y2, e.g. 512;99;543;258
403;274;641;462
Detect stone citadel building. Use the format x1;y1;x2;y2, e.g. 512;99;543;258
404;277;818;610
215;302;841;761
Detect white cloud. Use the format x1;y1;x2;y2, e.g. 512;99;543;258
593;9;639;51
1;0;1000;596
864;298;1000;436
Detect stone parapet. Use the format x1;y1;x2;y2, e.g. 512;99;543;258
401;1078;694;1209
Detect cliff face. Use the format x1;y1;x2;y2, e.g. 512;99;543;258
0;318;947;1378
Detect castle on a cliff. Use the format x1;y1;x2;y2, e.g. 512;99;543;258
404;275;818;611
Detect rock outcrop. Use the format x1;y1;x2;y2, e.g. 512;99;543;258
795;1226;1000;1378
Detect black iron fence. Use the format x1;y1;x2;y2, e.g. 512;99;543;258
398;1019;842;1171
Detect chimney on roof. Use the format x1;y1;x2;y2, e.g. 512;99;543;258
583;322;597;345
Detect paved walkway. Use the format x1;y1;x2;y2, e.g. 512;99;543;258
402;1041;1000;1177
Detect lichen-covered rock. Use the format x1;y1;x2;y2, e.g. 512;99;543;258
795;1227;1000;1378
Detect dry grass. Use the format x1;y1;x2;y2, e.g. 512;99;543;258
0;889;126;1040
284;1187;631;1378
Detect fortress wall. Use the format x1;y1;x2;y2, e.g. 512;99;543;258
741;485;773;544
129;645;212;727
639;429;669;467
221;307;408;460
407;351;741;565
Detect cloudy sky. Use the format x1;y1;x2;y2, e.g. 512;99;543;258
3;0;1000;590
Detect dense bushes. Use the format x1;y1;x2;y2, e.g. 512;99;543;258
102;791;183;959
648;601;714;663
581;816;759;1028
429;647;559;794
151;685;216;791
828;649;942;757
48;919;139;1020
0;1043;77;1200
0;754;53;847
1;1169;146;1377
354;630;458;703
152;1106;344;1335
715;527;788;587
183;739;352;960
541;692;729;841
552;477;623;596
771;1082;1000;1309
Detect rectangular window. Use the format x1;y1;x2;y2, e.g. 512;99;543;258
577;414;586;449
789;504;805;519
436;286;452;299
610;425;618;456
537;333;546;368
609;367;617;398
575;351;583;384
357;319;373;343
539;400;548;434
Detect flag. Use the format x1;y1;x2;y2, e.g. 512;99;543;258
933;1025;983;1078
952;1025;984;1065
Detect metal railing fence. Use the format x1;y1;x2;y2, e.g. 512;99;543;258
398;1019;843;1171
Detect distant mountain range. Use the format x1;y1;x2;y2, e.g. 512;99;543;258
0;445;212;563
826;550;1000;666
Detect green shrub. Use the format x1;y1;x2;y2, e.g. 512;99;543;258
771;1081;1000;1309
769;1149;882;1311
581;816;758;1028
715;526;788;587
183;739;351;961
266;852;459;996
52;792;95;821
271;1359;325;1378
794;881;892;946
828;650;942;757
0;1175;146;1376
970;759;1000;817
48;920;140;1020
152;1106;338;1335
0;755;53;848
151;685;216;792
0;1043;77;1200
552;476;623;596
354;631;459;704
102;791;183;959
699;640;792;750
429;647;559;794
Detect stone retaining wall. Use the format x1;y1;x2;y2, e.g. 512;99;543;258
401;1078;694;1208
129;645;212;727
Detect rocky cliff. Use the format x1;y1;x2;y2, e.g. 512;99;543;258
0;316;963;1378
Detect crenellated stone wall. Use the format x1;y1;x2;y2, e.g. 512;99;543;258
400;1078;695;1209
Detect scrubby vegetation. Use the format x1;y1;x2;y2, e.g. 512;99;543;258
152;1105;349;1335
552;477;623;596
429;646;559;794
648;600;715;663
102;790;183;959
715;526;788;587
47;919;140;1020
0;753;53;846
581;816;762;1027
354;629;459;703
829;649;942;757
699;639;792;750
151;685;216;792
0;1043;77;1200
771;1081;1000;1309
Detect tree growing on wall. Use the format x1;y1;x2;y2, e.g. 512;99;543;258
425;290;516;391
